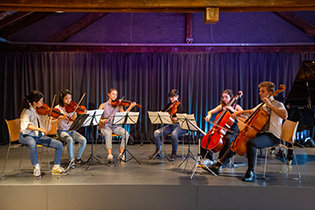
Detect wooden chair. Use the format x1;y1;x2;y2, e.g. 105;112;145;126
2;119;50;177
262;120;301;180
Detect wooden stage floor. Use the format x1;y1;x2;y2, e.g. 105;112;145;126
1;142;315;210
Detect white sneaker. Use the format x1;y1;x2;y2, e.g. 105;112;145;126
33;166;41;180
119;153;126;162
107;154;114;163
51;165;69;175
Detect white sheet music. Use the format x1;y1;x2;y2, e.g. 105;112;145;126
113;112;139;125
176;113;198;131
148;111;173;125
82;109;104;127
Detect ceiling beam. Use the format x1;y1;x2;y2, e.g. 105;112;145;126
0;0;314;13
0;11;32;30
274;12;315;39
0;12;51;38
185;13;193;43
48;13;107;42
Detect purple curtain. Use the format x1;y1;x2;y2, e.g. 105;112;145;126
1;51;315;144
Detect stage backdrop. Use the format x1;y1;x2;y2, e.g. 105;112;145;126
1;51;315;144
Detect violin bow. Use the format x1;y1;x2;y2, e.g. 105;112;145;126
68;93;86;119
45;94;56;137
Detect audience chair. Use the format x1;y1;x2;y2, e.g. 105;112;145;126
2;119;50;177
263;120;301;180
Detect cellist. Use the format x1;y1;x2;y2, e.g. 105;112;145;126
202;89;243;166
209;81;288;182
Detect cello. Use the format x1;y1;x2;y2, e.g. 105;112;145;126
201;91;243;153
230;84;286;156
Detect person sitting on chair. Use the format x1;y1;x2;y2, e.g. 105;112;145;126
98;88;136;163
149;89;186;161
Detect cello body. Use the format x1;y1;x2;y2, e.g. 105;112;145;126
201;111;235;153
230;108;269;156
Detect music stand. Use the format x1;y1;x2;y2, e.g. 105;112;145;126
82;109;105;171
176;113;197;171
175;114;217;179
148;111;173;163
112;112;141;166
56;113;89;178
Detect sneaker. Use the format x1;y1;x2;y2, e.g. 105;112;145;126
69;158;75;169
75;158;86;165
119;153;126;162
107;154;114;163
33;166;42;180
51;166;69;175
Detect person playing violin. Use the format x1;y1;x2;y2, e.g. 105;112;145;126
202;89;243;165
149;89;186;161
18;90;67;180
208;81;288;182
55;89;87;168
98;88;136;163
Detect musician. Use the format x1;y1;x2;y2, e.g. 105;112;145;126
18;90;66;180
98;88;136;163
55;89;87;168
209;81;288;182
149;89;186;161
203;89;243;162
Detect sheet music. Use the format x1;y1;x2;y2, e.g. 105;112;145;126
148;111;173;125
82;109;104;127
176;113;198;131
113;112;140;125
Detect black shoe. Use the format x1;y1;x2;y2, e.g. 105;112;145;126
208;163;222;174
149;149;161;159
169;151;176;161
273;150;284;158
76;158;86;165
242;170;255;182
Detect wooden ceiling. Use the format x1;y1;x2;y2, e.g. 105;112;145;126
0;0;315;13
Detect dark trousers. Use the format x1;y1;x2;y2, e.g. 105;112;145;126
246;132;280;171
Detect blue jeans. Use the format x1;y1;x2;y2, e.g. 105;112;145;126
58;130;87;160
153;122;186;152
101;125;129;150
19;132;63;165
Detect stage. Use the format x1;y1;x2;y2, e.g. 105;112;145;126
1;142;315;210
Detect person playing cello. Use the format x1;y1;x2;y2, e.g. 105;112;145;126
202;89;243;166
209;81;288;182
149;89;186;161
98;88;136;163
55;89;87;168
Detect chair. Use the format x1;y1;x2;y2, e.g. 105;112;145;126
2;119;50;177
263;120;301;180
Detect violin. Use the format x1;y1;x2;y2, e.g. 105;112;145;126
201;91;243;152
37;103;65;119
65;101;87;114
110;99;142;108
230;85;286;156
167;101;180;116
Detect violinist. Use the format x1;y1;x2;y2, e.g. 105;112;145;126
98;88;136;163
18;90;66;180
149;89;186;161
202;89;243;164
55;89;87;168
209;81;288;182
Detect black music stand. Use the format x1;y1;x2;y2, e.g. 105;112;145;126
176;113;197;171
148;111;173;163
82;109;105;171
112;112;141;166
175;114;217;179
56;113;89;178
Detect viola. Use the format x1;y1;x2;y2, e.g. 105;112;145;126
230;85;286;156
37;103;65;119
201;91;243;152
110;99;142;108
65;101;87;114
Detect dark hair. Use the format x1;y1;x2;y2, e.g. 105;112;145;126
219;89;234;106
58;89;72;107
259;81;275;93
19;90;44;115
168;89;179;97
